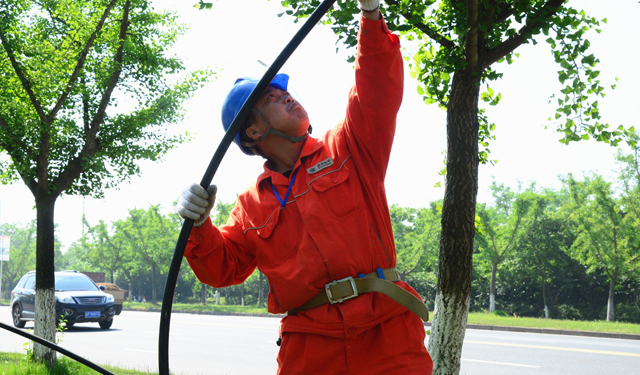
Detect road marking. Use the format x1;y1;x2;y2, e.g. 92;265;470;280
465;340;640;357
462;358;540;368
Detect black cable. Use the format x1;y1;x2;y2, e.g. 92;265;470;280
0;321;115;375
158;1;338;374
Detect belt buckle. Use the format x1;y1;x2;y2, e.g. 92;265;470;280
325;276;358;304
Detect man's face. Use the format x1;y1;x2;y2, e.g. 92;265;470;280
252;86;310;138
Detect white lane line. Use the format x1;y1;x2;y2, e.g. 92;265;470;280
465;340;640;358
462;358;540;368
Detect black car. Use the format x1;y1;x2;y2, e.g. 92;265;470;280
10;270;116;329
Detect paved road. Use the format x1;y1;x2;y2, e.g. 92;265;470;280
1;306;639;374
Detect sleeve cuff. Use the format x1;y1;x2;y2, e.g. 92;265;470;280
185;217;222;259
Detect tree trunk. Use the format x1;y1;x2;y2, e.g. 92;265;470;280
241;283;245;307
258;272;265;308
151;264;157;304
33;195;57;366
541;269;548;319
489;262;497;312
606;276;616;322
428;70;480;375
200;283;207;305
215;289;220;305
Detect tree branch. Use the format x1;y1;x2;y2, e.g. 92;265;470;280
481;0;566;69
494;3;516;24
53;0;131;196
466;0;479;69
584;225;611;277
47;0;119;123
498;213;522;261
481;214;500;260
385;0;456;49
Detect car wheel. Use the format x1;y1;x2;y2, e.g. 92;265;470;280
12;305;26;328
99;319;113;329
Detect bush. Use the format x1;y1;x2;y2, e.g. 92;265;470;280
615;303;640;323
555;304;583;320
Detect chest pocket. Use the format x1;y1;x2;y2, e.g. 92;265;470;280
244;207;298;267
308;159;365;220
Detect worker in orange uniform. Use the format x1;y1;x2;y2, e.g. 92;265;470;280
177;0;433;373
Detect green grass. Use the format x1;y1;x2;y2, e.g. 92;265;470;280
466;312;640;334
123;301;269;314
0;351;157;375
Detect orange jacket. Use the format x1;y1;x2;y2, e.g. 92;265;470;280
185;15;417;339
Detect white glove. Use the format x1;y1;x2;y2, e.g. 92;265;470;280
359;0;379;12
176;183;217;227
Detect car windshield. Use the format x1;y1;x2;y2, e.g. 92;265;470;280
55;275;99;291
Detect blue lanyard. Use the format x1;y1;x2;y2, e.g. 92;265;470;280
270;167;300;210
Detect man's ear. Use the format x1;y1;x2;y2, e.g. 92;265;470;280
245;121;265;142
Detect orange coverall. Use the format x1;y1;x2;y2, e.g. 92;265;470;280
185;14;433;375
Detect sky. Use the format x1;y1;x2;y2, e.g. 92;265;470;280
0;0;639;251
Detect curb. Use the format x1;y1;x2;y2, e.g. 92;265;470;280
423;321;640;341
122;308;640;341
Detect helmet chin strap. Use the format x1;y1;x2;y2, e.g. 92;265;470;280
241;108;312;152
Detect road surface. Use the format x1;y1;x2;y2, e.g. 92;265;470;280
1;306;638;374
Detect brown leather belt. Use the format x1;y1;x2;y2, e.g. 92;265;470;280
288;268;429;321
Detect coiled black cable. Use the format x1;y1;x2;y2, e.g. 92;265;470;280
158;1;338;374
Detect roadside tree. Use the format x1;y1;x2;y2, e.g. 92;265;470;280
80;218;128;283
566;174;640;321
0;0;212;363
477;183;544;312
390;203;440;303
0;221;37;299
121;205;179;304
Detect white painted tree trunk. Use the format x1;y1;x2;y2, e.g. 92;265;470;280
606;277;615;322
34;195;57;366
544;305;549;319
428;291;470;375
34;288;57;364
489;262;497;312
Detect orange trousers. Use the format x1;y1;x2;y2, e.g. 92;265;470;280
277;311;433;375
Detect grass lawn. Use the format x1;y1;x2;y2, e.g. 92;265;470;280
123;301;270;314
0;351;157;375
466;312;640;335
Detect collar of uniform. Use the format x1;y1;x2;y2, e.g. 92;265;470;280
255;136;324;187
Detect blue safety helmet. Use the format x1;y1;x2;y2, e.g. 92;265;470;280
221;74;290;156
